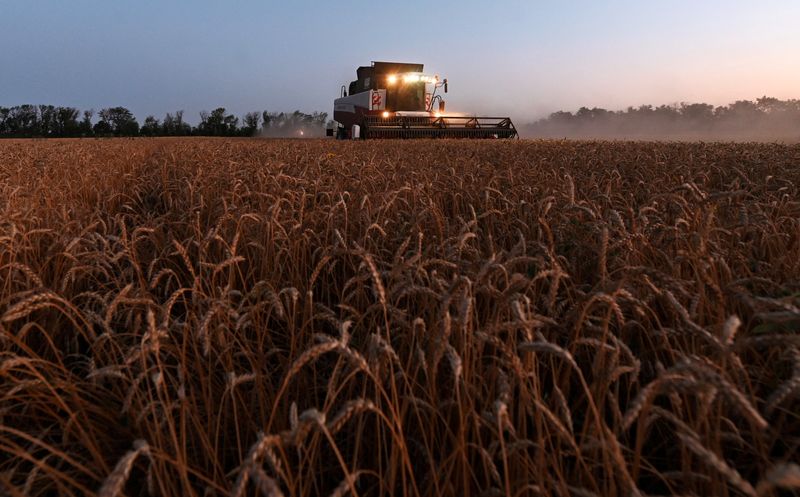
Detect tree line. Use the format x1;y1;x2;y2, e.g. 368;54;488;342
0;105;329;138
525;96;800;139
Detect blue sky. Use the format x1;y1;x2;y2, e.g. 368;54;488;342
1;1;798;123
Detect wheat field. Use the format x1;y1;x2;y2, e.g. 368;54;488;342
1;138;799;497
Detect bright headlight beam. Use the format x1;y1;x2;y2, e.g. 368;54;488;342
388;73;439;85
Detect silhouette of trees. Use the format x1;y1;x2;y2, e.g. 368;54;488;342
161;111;192;136
196;108;241;136
38;105;57;136
92;119;112;137
242;112;261;136
80;110;94;137
527;97;800;139
0;104;83;137
0;103;322;138
55;107;81;136
140;116;161;137
98;107;139;136
5;97;798;140
0;105;38;136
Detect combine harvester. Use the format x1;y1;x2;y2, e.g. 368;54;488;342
327;61;517;139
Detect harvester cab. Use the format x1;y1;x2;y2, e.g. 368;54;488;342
327;61;517;139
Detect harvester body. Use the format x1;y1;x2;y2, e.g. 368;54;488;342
329;61;517;139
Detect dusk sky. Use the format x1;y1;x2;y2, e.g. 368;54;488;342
2;1;799;123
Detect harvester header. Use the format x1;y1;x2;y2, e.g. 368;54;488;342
327;61;517;139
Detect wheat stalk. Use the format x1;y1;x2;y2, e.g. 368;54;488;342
98;439;150;497
677;431;756;497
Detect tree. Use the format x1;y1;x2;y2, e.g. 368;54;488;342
680;103;714;132
162;112;176;135
161;111;191;136
173;110;191;136
8;105;38;136
140;116;160;136
262;111;272;130
242;112;260;136
38;105;57;136
719;100;760;119
756;96;784;114
197;107;239;136
80;110;94;137
223;113;239;136
55;107;81;136
98;107;139;136
0;107;9;135
93;119;112;136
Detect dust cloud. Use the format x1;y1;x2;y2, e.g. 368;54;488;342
518;98;800;142
256;111;329;139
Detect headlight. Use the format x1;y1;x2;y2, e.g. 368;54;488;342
382;111;390;118
387;74;397;84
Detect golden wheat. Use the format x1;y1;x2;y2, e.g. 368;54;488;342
0;138;798;497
